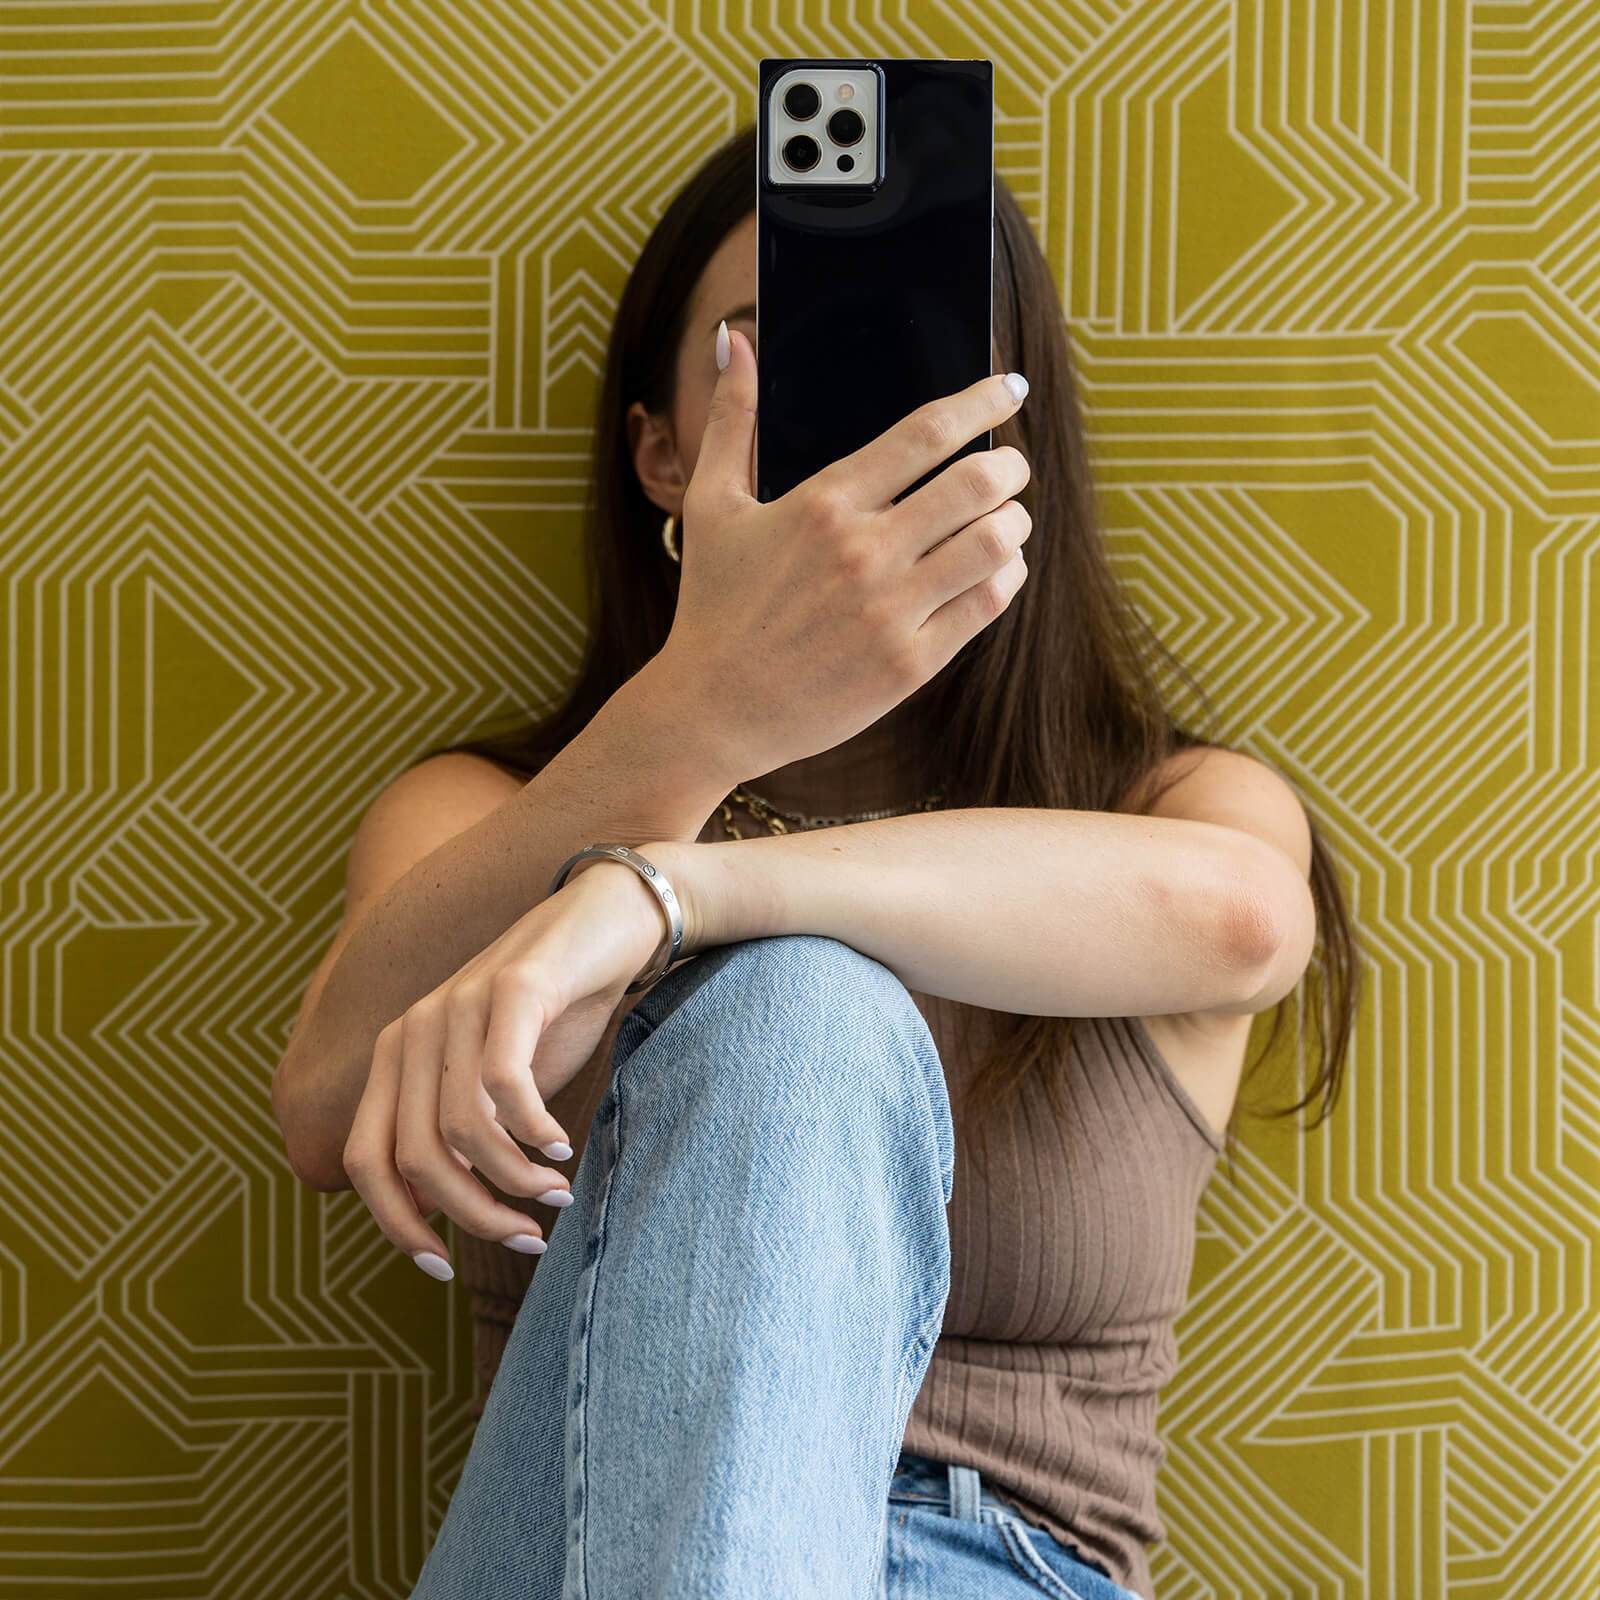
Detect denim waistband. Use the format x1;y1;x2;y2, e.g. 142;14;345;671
890;1449;1006;1522
891;1450;1119;1585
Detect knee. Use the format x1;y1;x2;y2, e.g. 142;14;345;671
708;932;918;1021
617;934;952;1189
637;933;925;1067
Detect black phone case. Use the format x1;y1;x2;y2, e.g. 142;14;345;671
755;57;994;505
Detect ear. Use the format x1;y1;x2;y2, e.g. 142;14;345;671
626;400;688;518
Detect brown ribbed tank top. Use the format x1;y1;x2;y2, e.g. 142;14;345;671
453;797;1224;1600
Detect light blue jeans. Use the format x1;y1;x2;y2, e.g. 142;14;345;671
410;934;1143;1600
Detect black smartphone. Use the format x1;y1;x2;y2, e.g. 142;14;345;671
755;57;994;505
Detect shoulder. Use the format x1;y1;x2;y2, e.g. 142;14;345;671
1133;744;1312;884
282;751;532;1080
362;749;527;830
346;751;527;907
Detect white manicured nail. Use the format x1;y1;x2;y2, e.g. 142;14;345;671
715;318;730;372
1003;371;1028;403
412;1251;454;1281
540;1140;573;1161
506;1233;547;1255
540;1188;575;1209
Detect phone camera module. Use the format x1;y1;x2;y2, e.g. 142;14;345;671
826;108;864;146
782;82;821;120
783;134;821;172
766;67;876;188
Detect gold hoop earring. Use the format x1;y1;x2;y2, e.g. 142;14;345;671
661;512;681;565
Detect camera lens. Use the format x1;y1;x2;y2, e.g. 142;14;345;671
827;108;864;146
783;134;820;172
782;82;820;120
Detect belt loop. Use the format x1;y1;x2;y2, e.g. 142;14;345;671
947;1462;983;1522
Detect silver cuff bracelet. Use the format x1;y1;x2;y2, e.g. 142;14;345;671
547;842;686;994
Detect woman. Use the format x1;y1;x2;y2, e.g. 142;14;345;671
271;123;1360;1599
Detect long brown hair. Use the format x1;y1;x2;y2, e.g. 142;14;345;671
431;123;1364;1184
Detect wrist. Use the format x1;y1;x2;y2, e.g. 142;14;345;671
615;653;753;800
563;851;682;986
627;839;708;957
635;837;781;957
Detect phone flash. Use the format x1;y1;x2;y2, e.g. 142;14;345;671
837;84;854;100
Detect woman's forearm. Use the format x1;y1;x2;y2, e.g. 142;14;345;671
275;656;741;1190
646;807;1310;1019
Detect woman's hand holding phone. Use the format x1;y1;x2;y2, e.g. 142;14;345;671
653;323;1032;783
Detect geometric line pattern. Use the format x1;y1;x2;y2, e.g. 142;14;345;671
0;3;1594;1595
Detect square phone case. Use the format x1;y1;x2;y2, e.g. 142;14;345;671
755;57;995;505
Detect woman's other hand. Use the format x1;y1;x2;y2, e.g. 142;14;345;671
340;849;691;1280
656;321;1032;783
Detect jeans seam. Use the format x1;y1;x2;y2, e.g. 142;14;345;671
873;1313;943;1583
885;1507;908;1599
988;1508;1092;1600
564;1086;624;1600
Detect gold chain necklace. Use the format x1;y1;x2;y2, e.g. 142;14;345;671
717;782;945;838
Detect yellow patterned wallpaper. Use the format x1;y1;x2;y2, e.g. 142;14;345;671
2;5;1595;1596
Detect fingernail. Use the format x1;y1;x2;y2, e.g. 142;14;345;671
539;1140;573;1161
1003;371;1028;403
715;318;730;372
412;1250;454;1281
539;1188;575;1209
506;1233;547;1255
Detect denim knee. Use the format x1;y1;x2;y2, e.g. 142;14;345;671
615;934;954;1202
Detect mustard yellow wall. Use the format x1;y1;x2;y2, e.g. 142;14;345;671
3;5;1594;1597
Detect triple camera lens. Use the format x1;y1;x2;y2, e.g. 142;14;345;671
780;83;866;174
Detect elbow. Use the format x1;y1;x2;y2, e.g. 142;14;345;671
272;1054;354;1193
1214;843;1316;1012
